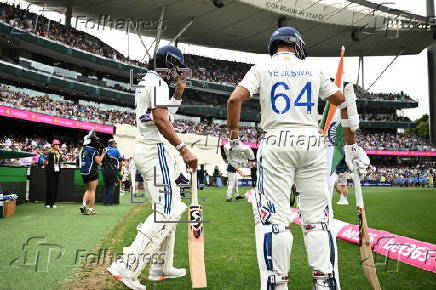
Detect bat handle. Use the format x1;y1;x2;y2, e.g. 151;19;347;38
352;160;364;208
191;170;198;205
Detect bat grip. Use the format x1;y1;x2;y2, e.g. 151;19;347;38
352;160;364;208
191;170;198;205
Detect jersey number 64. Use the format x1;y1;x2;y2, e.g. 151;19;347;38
271;81;314;114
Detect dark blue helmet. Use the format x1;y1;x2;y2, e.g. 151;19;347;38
268;27;306;60
156;45;184;66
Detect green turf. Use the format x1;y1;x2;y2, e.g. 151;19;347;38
332;186;436;244
1;186;435;290
330;187;436;290
95;186;436;290
0;195;137;290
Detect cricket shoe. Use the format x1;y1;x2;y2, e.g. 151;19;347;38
336;200;349;205
83;209;97;215
148;267;186;281
226;198;233;202
107;261;146;290
79;205;87;214
235;195;244;200
313;272;336;290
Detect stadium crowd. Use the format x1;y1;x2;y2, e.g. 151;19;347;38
361;114;412;123
172;120;262;143
354;85;415;102
0;83;433;150
1;135;434;187
0;2;143;67
364;164;434;187
0;86;135;125
0;135;80;167
0;2;421;106
184;54;251;86
2;85;425;148
358;132;433;151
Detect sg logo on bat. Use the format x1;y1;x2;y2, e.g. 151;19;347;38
189;206;204;239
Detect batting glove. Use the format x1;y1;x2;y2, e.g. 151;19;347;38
344;144;370;177
224;141;255;168
229;138;241;148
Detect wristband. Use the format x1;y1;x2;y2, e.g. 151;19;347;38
175;142;186;151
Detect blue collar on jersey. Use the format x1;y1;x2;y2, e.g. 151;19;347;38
272;52;296;58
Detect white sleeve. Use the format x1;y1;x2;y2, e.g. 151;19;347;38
168;97;182;114
149;78;170;109
237;65;260;98
319;71;340;100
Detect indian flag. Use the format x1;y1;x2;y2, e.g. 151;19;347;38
319;46;346;186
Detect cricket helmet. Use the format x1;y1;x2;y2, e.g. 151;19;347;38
268;26;307;60
156;45;185;67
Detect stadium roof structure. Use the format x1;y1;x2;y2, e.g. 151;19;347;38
26;0;435;57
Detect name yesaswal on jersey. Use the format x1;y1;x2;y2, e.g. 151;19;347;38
238;52;338;132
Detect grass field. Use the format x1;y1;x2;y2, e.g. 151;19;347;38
0;186;435;290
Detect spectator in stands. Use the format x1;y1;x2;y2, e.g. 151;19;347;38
0;86;136;125
0;2;145;67
354;85;415;102
4;137;12;148
43;140;62;208
184;54;251;86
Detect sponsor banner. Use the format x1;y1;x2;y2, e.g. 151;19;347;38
337;224;436;273
0;105;114;134
365;150;436;156
243;192;436;273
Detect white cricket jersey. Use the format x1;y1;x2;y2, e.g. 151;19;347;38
135;71;181;145
238;52;339;131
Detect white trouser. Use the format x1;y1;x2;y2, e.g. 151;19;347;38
337;174;347;186
226;172;239;199
118;142;185;279
253;128;339;289
134;143;181;215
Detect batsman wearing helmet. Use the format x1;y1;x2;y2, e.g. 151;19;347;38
107;45;198;290
227;27;370;289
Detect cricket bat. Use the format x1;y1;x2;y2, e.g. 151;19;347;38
188;170;207;288
352;163;381;290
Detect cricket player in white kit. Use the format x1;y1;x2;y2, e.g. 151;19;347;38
227;27;370;289
226;164;246;201
107;45;198;290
